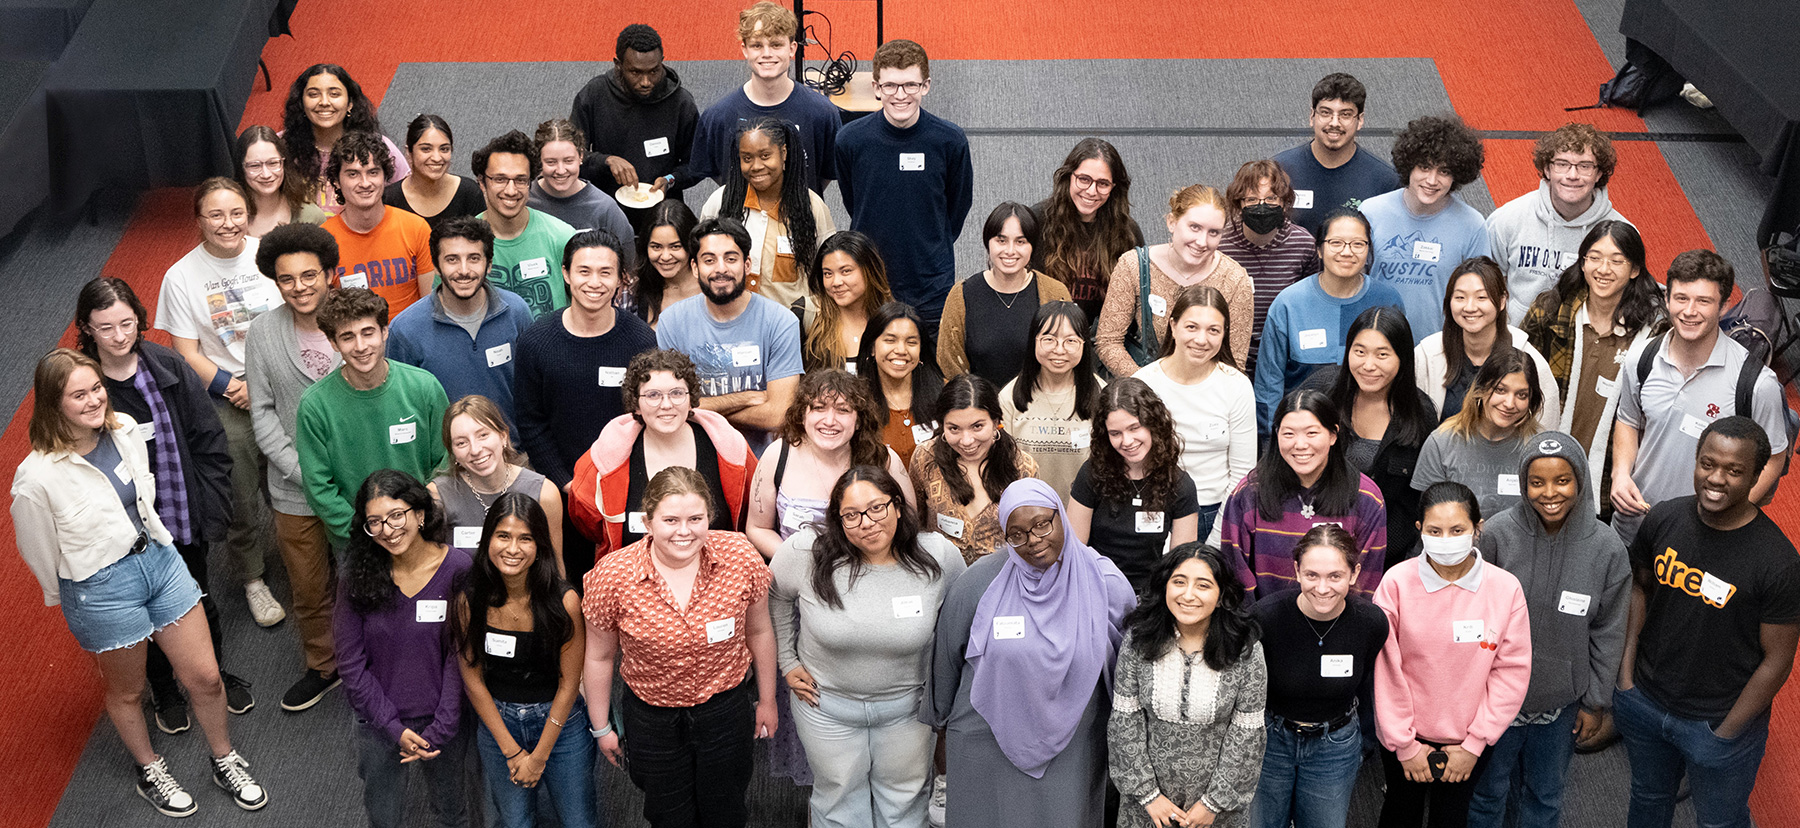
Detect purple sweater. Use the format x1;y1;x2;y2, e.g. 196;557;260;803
334;546;473;746
1220;470;1387;599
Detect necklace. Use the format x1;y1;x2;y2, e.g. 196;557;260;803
995;287;1022;310
1299;493;1316;519
1305;613;1341;646
463;466;520;513
1127;475;1147;507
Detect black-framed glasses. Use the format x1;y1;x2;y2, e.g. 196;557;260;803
1548;159;1598;175
484;174;531;191
876;82;925;96
362;507;415;535
1323;239;1370;253
839;498;895;528
1005;516;1056;547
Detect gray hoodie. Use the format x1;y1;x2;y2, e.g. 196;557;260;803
1476;432;1630;714
1486;180;1630;325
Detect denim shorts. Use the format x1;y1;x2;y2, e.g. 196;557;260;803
58;539;203;653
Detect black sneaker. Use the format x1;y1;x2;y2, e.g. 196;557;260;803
152;685;190;735
280;669;340;712
221;672;254;715
137;755;197;818
210;750;268;811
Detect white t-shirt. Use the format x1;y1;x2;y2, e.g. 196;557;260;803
1134;360;1259;504
154;237;280;377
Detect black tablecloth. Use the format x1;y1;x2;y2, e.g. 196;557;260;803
0;0;93;61
1621;0;1800;247
43;0;280;213
0;59;51;238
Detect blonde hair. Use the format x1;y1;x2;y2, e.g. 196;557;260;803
642;466;717;523
29;349;118;453
738;0;797;41
1168;184;1229;220
442;395;525;469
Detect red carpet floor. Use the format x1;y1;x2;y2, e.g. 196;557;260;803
2;1;1790;825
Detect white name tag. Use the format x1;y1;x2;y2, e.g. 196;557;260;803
845;361;857;375
484;632;517;658
1298;328;1329;350
1070;426;1092;450
1453;619;1485;644
1412;241;1441;263
627;511;646;534
899;152;925;171
781;509;807;533
1320;654;1353;678
776;235;794;256
937;514;965;539
1595;375;1618;399
705;617;737;643
390;422;417;444
1558;590;1591;616
453;526;482;548
731;344;761;367
520;257;550;280
1148;294;1168;317
1293;190;1314;210
1700;572;1735;606
992;615;1025;639
597;366;626;387
132;422;156;442
1497;474;1521;497
893;595;924;618
1135;511;1165;534
1200;419;1229;441
485;343;512;368
113;459;132;483
1679;413;1709;439
416;599;447;623
912;422;935;444
340;270;369;289
644;136;671;157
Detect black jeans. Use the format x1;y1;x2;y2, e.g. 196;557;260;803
622;677;754;828
1377;744;1493;828
147;540;224;694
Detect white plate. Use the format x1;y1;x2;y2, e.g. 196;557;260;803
615;183;665;209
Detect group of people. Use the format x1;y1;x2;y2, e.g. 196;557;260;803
10;4;1799;828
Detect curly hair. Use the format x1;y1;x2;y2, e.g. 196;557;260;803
281;64;381;192
448;492;572;666
716;117;818;286
471;129;541;180
1224;160;1296;223
781;369;888;468
622;348;704;415
930;373;1023;506
806;231;895;370
872;38;930;81
234;125;310;217
344;469;448;613
1533;123;1618;189
1124;543;1260;669
809;465;942;609
1038;138;1142;299
325;132;395;202
1525;220;1665;339
1391;113;1485;191
634;200;700;325
1088;377;1185;509
1443;349;1543;441
315;287;389;338
256;219;340;280
616;23;663;61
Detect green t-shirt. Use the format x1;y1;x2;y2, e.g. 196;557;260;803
480;208;576;317
295;361;449;542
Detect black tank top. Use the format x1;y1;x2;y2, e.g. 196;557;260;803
480;622;560;704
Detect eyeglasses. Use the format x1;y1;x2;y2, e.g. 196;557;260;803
1241;196;1282;207
274;269;327;289
1072;173;1114;194
1036;334;1084;352
202;209;248;224
242;159;283;175
640;388;690;405
839;498;895;528
88;319;138;339
1313;107;1359;123
877;81;925;96
484;174;531;191
1583;253;1631;269
1548;159;1599;175
1004;516;1056;547
1323;239;1369;253
361;507;415;535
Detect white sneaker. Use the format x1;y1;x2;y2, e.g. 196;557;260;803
927;774;947;827
245;581;286;627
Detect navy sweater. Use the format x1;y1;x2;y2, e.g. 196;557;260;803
513;309;658;488
833;110;974;318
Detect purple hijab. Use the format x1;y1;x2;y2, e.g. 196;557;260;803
966;479;1135;778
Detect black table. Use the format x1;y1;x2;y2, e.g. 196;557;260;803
43;0;280;214
0;59;51;238
0;0;93;61
1621;0;1800;248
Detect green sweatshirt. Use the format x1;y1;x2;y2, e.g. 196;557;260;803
296;361;448;542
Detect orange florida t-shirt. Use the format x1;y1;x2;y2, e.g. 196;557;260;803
323;207;435;315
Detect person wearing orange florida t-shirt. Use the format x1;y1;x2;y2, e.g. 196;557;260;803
321;131;436;315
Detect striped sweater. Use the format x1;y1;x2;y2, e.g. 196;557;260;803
1219;469;1388;599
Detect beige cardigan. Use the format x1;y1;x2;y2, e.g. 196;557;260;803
937;271;1073;378
1094;247;1254;378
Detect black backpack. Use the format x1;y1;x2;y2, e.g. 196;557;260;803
1635;331;1798;485
1567;39;1685;114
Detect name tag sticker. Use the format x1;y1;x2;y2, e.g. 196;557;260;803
416;599;447;623
893;595;924;618
1412;240;1442;263
113;459;132;483
992;615;1025;639
1070;426;1092;450
644;136;671;157
1558;590;1591;616
1293;190;1314;210
597;366;626;386
520;257;550;280
1148;294;1168;317
776;235;794;256
1135;511;1165;534
1679;414;1709;439
1595;375;1619;399
484;632;517;658
705;617;736;643
899;152;926;171
1298;328;1329;350
453;526;482;548
485;343;512;368
1453;619;1485;643
1320;654;1353;678
340;271;369;289
390;422;417;444
912;422;935;444
781;509;807;533
1200;419;1229;441
627;511;646;534
132;422;156;442
1497;474;1521;497
1700;572;1735;605
731;344;761;367
845;361;857;375
937;514;966;539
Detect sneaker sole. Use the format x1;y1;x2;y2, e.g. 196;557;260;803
154;714;191;735
226;697;255;715
138;786;197;818
252;610;286;628
279;677;341;712
213;775;268;811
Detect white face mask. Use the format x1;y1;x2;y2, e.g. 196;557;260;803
1420;534;1475;567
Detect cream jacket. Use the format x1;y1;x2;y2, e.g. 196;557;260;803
1414;326;1562;432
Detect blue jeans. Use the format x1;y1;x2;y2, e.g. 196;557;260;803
1466;704;1578;828
475;696;599;828
355;715;471;828
1613;685;1768;828
1249;714;1363;828
1196;503;1221;544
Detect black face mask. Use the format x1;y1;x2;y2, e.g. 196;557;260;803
1241;203;1286;235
